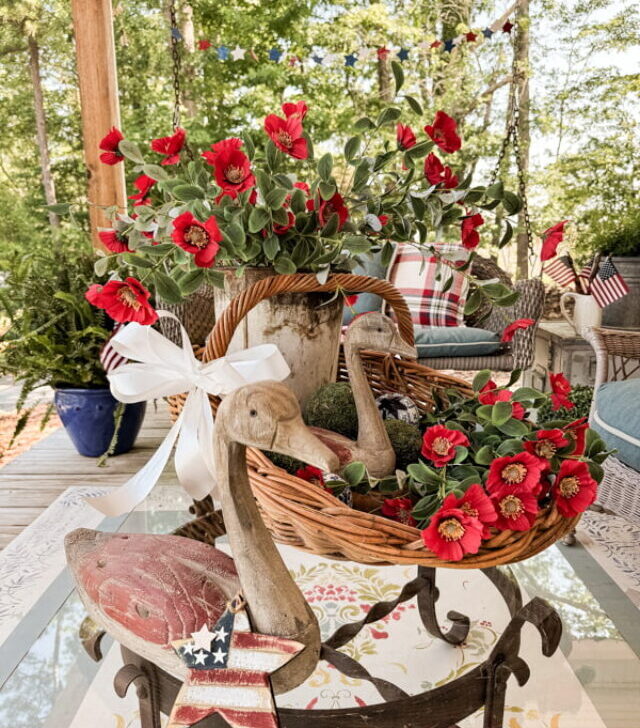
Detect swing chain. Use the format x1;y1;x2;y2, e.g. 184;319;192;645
168;0;182;130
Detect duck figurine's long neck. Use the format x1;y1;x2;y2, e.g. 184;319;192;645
214;426;320;694
344;339;392;456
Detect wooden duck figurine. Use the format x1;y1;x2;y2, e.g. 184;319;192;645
65;381;339;695
310;311;416;478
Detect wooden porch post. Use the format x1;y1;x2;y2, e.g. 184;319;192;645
71;0;126;248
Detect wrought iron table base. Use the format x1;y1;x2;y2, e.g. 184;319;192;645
82;564;561;728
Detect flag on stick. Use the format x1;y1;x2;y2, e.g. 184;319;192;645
100;323;127;373
544;255;577;288
589;256;629;308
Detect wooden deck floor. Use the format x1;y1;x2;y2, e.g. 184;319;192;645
0;404;171;550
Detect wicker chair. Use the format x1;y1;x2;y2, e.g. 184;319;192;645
418;277;546;372
584;326;640;526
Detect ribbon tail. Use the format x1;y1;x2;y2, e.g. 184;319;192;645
87;411;185;517
173;390;218;502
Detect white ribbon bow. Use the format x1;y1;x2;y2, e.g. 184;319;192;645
88;311;290;517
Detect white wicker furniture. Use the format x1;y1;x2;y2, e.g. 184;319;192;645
586;326;640;526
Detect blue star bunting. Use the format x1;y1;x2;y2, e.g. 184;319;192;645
443;39;455;52
217;45;229;60
345;53;357;67
397;48;410;61
170;27;182;41
312;54;323;65
482;27;494;38
269;48;283;62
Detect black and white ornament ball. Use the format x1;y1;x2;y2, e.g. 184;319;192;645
324;472;353;508
375;392;421;426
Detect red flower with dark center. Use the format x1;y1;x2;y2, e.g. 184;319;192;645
490;487;538;531
150;127;186;165
198;39;212;51
264;114;308;159
502;318;535;343
296;465;324;487
421;424;469;467
461;213;484;250
396;123;417;150
99;127;124;165
273;210;296;235
524;429;570;460
550;372;574;411
552;460;598;517
171;211;221;268
318;192;349;230
487;452;546;495
282;101;308;120
98;230;131;254
441;484;497;538
85;277;157;325
421;506;483;561
424;153;459;188
381;497;417;527
563;417;588;457
478;388;525;420
202;137;255;200
424;111;461;154
541;220;569;261
128;174;156;205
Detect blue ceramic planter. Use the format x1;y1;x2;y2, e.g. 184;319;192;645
54;388;146;458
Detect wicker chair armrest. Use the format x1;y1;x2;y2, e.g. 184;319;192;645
585;326;640;392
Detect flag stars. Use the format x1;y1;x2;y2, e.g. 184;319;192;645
194;650;208;666
191;624;216;652
230;45;246;61
213;626;229;642
211;647;228;664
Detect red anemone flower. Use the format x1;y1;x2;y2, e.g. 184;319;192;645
294;181;310;195
441;484;497;538
128;174;156;205
541;220;569;261
421;424;469;467
85;277;157;325
550;372;574;411
421;506;483;561
98;230;131;254
478;388;525;420
296;465;325;486
563;417;588;457
150;127;186;165
524;429;570;460
490;487;538;531
381;497;417;527
273;210;296;235
318;192;349;230
424;111;461;154
502;318;535;343
461;213;484;250
552;460;598;517
397;123;417;150
424;153;459;189
480;380;497;393
282;101;308;120
264;114;308;159
202;138;255;200
171;211;221;268
487;452;546;495
99;127;124;165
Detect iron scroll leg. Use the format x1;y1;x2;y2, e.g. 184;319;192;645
416;567;471;645
115;646;163;728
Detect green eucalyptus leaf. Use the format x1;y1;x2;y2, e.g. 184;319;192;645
290;188;307;214
391;60;404;93
142;164;169;182
318;153;333;181
354;116;375;132
485;181;504;200
273;254;297;274
497;418;529;437
502;191;523;215
118;139;145;164
319;181;337;201
173;184;205;201
376;107;402;126
474;445;495;465
472;369;492;392
321;212;340;238
93;256;111;277
154;271;182;304
492;401;513;426
403;94;423;115
344;135;362;161
248;206;270;233
179;268;206;295
265;188;288;210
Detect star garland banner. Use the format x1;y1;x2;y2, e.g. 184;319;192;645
184;0;521;68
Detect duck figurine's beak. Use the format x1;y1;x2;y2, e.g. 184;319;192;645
390;331;417;360
272;414;340;473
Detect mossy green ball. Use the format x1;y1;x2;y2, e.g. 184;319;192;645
303;382;358;439
385;419;422;470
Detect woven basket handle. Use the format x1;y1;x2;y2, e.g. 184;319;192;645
202;273;414;363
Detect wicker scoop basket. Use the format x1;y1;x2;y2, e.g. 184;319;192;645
169;273;579;568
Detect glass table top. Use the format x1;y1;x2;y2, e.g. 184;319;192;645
0;488;639;728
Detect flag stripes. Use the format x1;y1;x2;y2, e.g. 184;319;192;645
543;255;577;287
99;323;127;373
589;257;630;308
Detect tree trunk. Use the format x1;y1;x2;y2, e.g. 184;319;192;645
180;3;197;119
377;52;393;103
27;35;60;228
515;0;530;280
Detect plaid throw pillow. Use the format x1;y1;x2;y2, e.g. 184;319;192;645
388;243;469;327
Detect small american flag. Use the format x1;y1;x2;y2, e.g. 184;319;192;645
589;256;630;308
543;254;577;288
99;323;127;373
168;601;303;728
